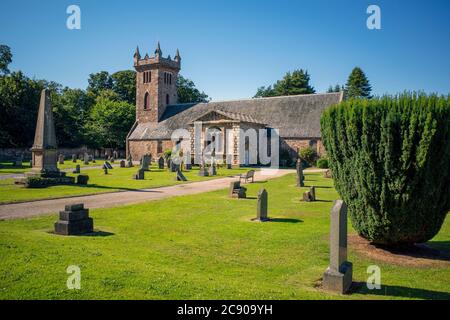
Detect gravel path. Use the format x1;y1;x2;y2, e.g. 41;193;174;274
0;169;296;220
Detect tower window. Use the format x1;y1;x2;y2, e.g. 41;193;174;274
143;71;151;84
166;94;170;105
169;73;172;85
144;92;150;110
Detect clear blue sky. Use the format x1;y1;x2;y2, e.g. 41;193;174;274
1;0;449;100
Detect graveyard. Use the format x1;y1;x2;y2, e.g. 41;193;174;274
0;172;449;299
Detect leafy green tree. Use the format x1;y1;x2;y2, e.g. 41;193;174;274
111;70;136;104
321;93;450;246
344;67;372;99
52;88;95;147
0;71;44;147
87;71;113;95
0;45;12;75
84;95;135;148
254;69;315;98
177;75;210;103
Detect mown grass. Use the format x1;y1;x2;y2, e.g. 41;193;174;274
0;172;448;300
0;165;250;204
0;160;107;175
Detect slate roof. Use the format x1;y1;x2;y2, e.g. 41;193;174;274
128;92;343;140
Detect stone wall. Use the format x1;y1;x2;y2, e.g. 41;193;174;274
281;138;325;160
128;140;174;161
0;147;125;161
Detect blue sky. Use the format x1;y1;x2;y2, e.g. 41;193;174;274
1;0;449;100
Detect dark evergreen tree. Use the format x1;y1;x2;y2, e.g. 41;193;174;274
321;93;450;246
254;69;315;98
344;67;372;99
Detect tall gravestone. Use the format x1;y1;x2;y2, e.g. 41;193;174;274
84;152;89;165
158;156;165;169
141;154;151;171
58;154;65;165
296;158;305;187
253;188;269;222
322;200;353;294
29;89;59;176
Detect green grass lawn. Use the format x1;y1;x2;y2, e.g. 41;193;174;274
0;160;107;175
0;165;250;204
0;172;448;300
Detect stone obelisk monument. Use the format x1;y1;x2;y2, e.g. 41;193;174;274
28;89;60;176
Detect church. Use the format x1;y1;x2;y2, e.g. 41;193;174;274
126;43;343;166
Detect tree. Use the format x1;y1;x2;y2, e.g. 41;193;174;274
254;69;315;98
344;67;372;99
0;45;12;75
320;93;450;246
87;71;113;95
111;70;136;104
84;95;135;149
327;84;343;93
177;75;210;103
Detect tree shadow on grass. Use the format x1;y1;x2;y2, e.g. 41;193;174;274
270;218;303;223
350;281;450;300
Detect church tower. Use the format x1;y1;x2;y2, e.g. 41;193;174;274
134;42;181;123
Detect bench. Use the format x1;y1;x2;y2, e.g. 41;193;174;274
239;170;255;184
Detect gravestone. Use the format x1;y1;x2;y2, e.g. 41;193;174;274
58;154;65;165
227;163;232;170
88;155;93;162
72;164;80;174
13;155;23;167
324;169;332;179
134;168;145;180
296;158;305;187
158;157;164;169
302;186;316;202
54;203;93;235
176;168;187;181
253;188;269;222
113;150;118;159
141;154;151;171
167;158;172;171
185;163;192;170
104;161;113;169
208;163;217;176
120;160;126;168
322;200;353;294
229;181;246;199
72;154;77;163
102;163;108;174
83;153;89;165
127;155;133;167
198;160;209;177
76;174;89;185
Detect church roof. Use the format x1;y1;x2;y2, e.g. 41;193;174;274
128;92;343;140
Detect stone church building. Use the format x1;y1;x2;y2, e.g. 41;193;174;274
127;43;343;165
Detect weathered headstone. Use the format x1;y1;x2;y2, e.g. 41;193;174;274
324;169;332;179
158;156;164;169
229;181;246;199
54;203;93;235
134;168;145;180
113;150;118;159
296;158;305;187
176;168;187;181
84;152;89;165
76;174;89;185
253;188;269;221
198;160;209;177
227;163;232;170
120;160;126;168
104;161;113;169
58;154;65;165
88;155;93;162
322;200;353;294
72;164;81;174
208;163;217;176
72;154;77;163
141;154;151;171
302;186;316;202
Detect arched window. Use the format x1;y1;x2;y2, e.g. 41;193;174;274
166;94;169;105
144;92;150;110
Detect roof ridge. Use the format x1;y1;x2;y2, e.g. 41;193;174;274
168;92;343;107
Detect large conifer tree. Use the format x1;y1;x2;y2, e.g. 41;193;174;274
345;67;372;99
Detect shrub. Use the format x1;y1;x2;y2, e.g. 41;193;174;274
299;147;317;166
77;175;89;185
317;157;329;169
24;176;75;188
320;93;450;246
